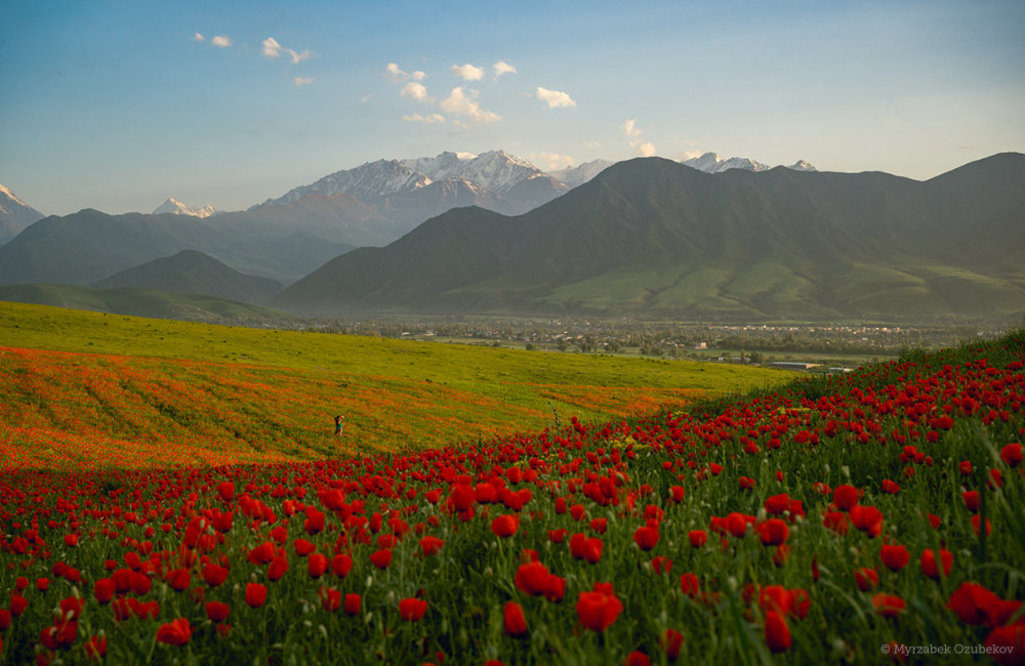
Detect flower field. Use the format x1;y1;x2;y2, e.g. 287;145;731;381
1;324;1024;663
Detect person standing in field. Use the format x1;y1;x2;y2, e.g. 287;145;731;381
334;415;344;437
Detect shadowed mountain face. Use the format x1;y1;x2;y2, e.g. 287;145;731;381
94;250;283;304
274;153;1025;320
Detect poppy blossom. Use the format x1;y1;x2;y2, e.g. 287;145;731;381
576;583;623;632
764;610;791;653
155;618;192;646
758;519;789;546
661;628;684;660
344;593;361;616
205;601;230;622
202;563;229;587
948;582;1002;625
1001;443;1023;468
399;597;428;621
93;578;114;604
307;553;328;579
873;594;906;618
369;549;392;570
633;524;660;551
984;624;1025;665
503;601;528;637
245;583;267;608
491;514;519;538
854;568;879;591
920;549;953;580
833;485;859;511
420;536;444;556
688;530;708;547
880;544;910;571
84;635;107;660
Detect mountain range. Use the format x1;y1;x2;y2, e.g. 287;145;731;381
272;152;1025;320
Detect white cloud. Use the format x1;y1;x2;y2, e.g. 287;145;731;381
621;119;642;138
532;152;575;171
211;35;232;48
451;63;485;81
400;82;430;101
386;63;425;83
635;141;656;157
263;37;310;63
493;61;516;79
193;32;205;42
679;149;703;160
536;87;576;109
440;87;501;123
402;113;446;124
360;94;372;103
294;77;313;86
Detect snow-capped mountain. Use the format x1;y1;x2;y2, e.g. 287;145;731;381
680;152;817;174
255;150;567;221
0;184;45;245
153;198;219;218
548;159;615;189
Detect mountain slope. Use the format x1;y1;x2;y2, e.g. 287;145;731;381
274;153;1025;319
0;184;45;246
94;249;283;304
152;198;219;218
0;207;357;286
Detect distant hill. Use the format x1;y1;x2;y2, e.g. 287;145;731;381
0;208;356;286
0;184;45;246
94;249;283;304
274;153;1025;320
0;283;299;324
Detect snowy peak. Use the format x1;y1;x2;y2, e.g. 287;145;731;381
680;152;816;174
788;159;817;172
0;184;46;244
153;198;218;218
547;159;614;188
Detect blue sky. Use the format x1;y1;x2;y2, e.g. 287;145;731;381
1;0;1023;215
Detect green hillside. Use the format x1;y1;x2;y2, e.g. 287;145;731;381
0;302;782;468
0;284;299;325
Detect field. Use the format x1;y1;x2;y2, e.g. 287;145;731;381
1;303;1024;664
0;302;778;470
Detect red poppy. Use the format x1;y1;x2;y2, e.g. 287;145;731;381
263;556;286;581
625;652;651;666
93;578;114;604
515;561;553;596
688;530;708;547
84;635;107;661
873;594;906;618
576;583;623;632
399;597;428;621
661;628;684;660
854;568;879;592
331;554;353;578
420;536;444;556
491;514;519;538
833;485;859;511
880;544;910;571
948;582;1002;625
307;553;328;579
985;624;1025;665
1001;443;1023;468
758;519;789;546
205;601;230;622
680;573;700;598
294;538;316;556
344;593;361;616
245;583;267;608
920;549;953;580
849;505;883;537
320;586;341;612
167;568;191;592
155;618;192;646
202;563;229;587
369;549;392;570
633;524;660;551
764;610;791;653
503;601;528;637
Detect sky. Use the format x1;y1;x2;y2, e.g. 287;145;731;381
1;0;1023;216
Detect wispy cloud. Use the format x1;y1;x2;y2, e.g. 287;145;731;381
402;113;446;124
621;118;656;156
294;77;313;86
536;87;576;109
211;35;232;48
386;63;426;82
441;87;501;123
532;152;575;170
263;37;310;63
493;61;516;80
451;63;485;81
193;32;205;42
